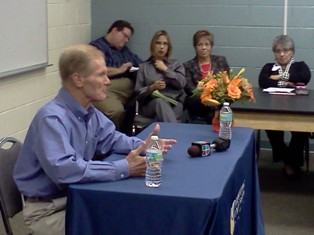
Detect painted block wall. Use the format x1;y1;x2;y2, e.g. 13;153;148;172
91;0;314;148
91;0;314;89
0;0;91;141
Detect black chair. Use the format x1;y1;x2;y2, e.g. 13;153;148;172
132;102;188;135
132;107;156;136
0;137;24;235
304;132;314;173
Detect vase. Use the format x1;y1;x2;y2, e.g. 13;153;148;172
211;106;234;133
212;109;220;132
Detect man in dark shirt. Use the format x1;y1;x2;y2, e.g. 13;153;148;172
90;20;143;135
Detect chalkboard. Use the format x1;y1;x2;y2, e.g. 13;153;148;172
0;1;48;78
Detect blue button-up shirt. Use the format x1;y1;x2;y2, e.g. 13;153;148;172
13;88;143;198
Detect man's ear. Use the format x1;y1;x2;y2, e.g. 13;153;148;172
71;73;84;88
112;27;119;34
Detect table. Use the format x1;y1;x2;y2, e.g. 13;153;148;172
66;123;265;235
232;87;314;132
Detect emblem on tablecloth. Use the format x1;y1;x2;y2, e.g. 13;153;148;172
230;180;245;235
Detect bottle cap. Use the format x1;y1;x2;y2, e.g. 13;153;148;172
151;135;159;141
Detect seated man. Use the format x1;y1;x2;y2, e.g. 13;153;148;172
13;44;176;235
90;20;143;135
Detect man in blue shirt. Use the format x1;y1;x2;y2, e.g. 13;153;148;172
13;44;176;235
90;20;143;135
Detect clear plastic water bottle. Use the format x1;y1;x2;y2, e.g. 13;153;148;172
219;102;232;140
145;135;163;187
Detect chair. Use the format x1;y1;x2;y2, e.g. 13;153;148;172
304;132;314;173
132;103;188;135
132;112;156;136
0;137;23;235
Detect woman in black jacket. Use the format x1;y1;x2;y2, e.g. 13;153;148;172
259;34;311;179
184;30;229;123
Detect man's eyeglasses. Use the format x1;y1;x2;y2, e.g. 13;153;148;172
120;31;131;40
274;48;291;54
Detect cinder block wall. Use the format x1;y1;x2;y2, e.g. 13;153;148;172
91;0;314;148
91;0;314;89
0;0;91;141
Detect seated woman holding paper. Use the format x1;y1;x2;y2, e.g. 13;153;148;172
184;30;229;124
259;34;311;179
135;30;186;122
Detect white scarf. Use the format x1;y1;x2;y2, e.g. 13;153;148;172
276;57;295;81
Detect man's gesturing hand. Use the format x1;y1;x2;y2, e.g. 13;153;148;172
126;142;147;177
145;123;177;154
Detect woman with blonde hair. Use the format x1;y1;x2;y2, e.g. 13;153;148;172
135;30;186;123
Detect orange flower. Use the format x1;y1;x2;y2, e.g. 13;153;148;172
229;77;243;86
227;83;241;99
200;90;212;102
247;86;255;101
221;71;230;84
200;79;215;99
201;97;221;106
204;78;217;92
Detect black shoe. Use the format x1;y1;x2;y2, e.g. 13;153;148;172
273;155;283;162
282;165;302;180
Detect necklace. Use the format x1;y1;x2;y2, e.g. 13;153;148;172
200;63;211;74
200;63;211;80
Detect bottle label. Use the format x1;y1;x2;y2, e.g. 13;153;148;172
146;148;163;161
220;113;232;122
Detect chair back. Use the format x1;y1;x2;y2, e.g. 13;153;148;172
0;137;23;234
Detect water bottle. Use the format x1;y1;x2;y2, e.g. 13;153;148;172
219;102;232;140
145;135;163;187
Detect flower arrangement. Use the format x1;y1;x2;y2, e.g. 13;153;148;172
193;68;255;106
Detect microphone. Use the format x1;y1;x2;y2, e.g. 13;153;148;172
187;138;231;157
187;141;211;157
211;137;231;152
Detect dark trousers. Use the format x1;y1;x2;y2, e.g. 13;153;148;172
265;130;308;168
184;95;215;124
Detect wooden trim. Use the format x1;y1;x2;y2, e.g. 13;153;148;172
233;111;314;132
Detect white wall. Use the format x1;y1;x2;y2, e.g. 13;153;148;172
0;0;91;141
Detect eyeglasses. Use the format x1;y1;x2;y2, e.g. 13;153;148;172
155;41;168;47
120;31;131;40
274;48;291;54
196;42;211;48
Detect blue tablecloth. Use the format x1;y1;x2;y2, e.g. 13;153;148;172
66;123;265;235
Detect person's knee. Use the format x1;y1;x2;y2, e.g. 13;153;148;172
30;210;65;235
154;98;168;108
95;101;124;118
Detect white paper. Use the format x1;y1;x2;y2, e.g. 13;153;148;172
263;87;295;93
129;66;139;72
